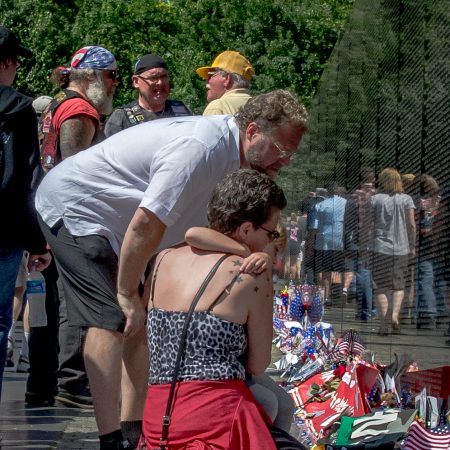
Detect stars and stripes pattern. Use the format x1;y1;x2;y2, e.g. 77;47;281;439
402;420;450;450
70;46;116;70
333;330;366;356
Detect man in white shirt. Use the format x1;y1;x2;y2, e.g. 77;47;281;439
36;89;308;450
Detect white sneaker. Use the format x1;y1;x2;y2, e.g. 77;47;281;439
6;337;14;367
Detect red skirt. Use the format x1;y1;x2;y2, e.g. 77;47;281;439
139;379;277;450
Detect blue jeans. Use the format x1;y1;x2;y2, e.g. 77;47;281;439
0;247;23;401
415;260;437;317
355;261;373;319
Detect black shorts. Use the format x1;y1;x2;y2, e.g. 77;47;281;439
371;252;409;291
288;241;301;257
39;217;125;332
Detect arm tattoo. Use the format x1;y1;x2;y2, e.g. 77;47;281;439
59;115;96;159
232;259;242;267
254;286;259;293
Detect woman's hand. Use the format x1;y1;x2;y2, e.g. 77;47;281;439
240;252;272;274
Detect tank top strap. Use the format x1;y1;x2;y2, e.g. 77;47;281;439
149;249;172;307
207;267;242;312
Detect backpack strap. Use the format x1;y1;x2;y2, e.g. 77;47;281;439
38;89;85;171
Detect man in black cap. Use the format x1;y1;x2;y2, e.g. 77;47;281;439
104;53;191;137
0;25;51;401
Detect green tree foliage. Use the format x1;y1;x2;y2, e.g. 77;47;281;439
1;0;354;110
1;0;354;211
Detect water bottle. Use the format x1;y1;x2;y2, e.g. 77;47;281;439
27;263;47;327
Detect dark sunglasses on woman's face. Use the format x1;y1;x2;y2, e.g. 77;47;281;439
259;225;280;241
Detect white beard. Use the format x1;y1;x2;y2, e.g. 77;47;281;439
86;76;113;115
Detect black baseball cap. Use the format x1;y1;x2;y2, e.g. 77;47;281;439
134;54;168;75
0;26;33;59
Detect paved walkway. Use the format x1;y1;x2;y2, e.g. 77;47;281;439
0;325;97;449
1;305;448;449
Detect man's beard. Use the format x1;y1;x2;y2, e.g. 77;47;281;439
245;138;269;175
86;76;113;115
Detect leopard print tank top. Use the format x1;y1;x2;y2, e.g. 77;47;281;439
147;308;247;384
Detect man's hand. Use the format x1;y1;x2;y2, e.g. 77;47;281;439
117;292;147;338
240;252;272;274
117;208;166;312
28;252;52;272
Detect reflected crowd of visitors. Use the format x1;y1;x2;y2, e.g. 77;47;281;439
278;166;450;340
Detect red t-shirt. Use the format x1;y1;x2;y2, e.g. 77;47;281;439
52;97;100;131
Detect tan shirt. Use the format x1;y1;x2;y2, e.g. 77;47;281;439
203;88;251;116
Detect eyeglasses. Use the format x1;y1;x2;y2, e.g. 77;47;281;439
265;134;297;161
105;70;117;81
137;73;169;83
258;225;281;241
207;70;227;80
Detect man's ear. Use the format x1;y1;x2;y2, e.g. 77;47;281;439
131;75;139;89
245;122;259;142
224;73;234;90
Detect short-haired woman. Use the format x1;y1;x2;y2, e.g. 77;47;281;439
139;169;286;449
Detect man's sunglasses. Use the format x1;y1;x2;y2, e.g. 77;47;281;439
207;70;228;80
105;70;117;81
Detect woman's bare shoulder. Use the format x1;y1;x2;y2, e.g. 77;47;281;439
221;256;272;296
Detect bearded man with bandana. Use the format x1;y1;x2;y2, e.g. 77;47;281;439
26;46;118;412
39;45;118;170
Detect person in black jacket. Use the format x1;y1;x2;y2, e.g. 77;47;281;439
104;53;191;137
0;25;51;401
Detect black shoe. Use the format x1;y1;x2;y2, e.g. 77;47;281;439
55;388;94;409
100;437;134;450
5;357;14;368
25;392;55;407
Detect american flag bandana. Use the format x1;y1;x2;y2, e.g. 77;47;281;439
70;46;116;70
402;420;450;449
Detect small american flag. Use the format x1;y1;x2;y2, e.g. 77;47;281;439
333;330;365;356
402;420;450;450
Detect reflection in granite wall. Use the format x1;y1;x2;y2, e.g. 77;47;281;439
282;0;449;194
279;0;449;366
